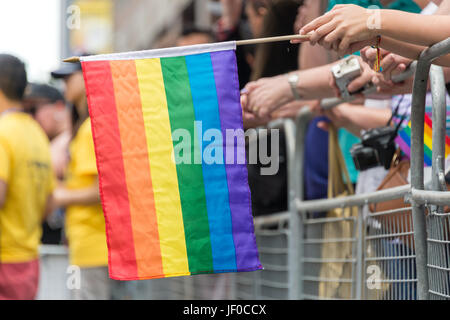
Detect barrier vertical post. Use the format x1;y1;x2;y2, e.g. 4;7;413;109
410;58;431;300
291;109;313;299
283;118;301;300
430;65;447;195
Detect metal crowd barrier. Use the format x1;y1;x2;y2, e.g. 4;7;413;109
232;37;450;301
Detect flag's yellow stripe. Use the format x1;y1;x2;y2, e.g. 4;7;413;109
135;58;190;277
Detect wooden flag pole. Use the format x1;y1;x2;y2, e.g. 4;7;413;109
62;34;310;63
235;34;309;46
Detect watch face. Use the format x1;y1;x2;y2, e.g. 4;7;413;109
289;75;298;83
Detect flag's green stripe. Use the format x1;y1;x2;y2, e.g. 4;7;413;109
160;56;214;274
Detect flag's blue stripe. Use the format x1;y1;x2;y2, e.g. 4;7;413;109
185;53;237;272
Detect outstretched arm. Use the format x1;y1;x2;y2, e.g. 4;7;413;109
242;55;383;118
53;177;100;208
299;3;450;64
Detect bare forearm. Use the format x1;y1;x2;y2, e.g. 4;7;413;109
380;10;450;47
381;36;450;67
55;184;100;207
295;64;337;99
342;105;392;136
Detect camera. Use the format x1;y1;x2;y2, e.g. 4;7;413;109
331;56;362;99
350;126;398;171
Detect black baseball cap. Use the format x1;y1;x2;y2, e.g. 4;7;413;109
50;62;82;79
24;83;65;103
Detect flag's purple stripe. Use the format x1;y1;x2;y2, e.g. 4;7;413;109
210;50;262;271
395;136;411;160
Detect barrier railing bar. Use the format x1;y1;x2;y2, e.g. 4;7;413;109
365;255;416;261
296;185;410;213
411;189;450;206
303;216;357;224
364;231;415;240
254;212;290;228
429;290;450;299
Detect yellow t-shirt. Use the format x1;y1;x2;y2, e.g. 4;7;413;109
0;112;54;263
65;118;108;267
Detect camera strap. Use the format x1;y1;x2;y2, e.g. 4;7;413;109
387;95;405;127
387;95;409;144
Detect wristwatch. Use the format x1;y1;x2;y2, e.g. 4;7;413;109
288;73;302;100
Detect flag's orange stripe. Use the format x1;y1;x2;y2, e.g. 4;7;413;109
110;60;163;277
424;123;432;140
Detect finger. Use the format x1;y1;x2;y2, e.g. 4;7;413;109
240;94;248;110
244;81;259;93
360;47;370;62
380;55;396;80
391;63;406;77
363;47;377;62
300;11;334;36
343;39;374;56
321;28;343;50
317;121;330;132
290;38;310;44
380;54;394;72
311;20;339;45
347;68;374;93
338;36;351;53
332;39;341;52
328;72;341;97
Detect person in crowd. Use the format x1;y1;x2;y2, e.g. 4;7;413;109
216;0;254;88
50;60;112;300
176;25;216;46
0;54;55;300
23;83;71;245
244;0;304;217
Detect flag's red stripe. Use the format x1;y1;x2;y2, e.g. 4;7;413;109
424;114;433;129
81;61;138;279
110;60;164;278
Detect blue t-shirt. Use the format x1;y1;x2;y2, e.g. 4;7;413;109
304;117;329;200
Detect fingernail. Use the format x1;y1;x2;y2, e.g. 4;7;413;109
240;88;248;95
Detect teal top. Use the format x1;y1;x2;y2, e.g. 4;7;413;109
325;0;421;183
327;0;421;12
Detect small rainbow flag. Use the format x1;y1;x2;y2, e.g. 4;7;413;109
81;42;261;280
395;113;450;166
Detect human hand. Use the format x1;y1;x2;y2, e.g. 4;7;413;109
318;103;352;130
293;0;311;33
362;47;412;81
330;56;380;97
243;75;294;118
373;75;414;95
52;187;69;209
299;4;379;55
271;100;308;119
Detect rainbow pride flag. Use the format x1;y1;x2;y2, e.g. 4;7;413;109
395;113;450;167
80;42;261;280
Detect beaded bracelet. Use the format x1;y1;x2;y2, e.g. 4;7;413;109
371;35;382;72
